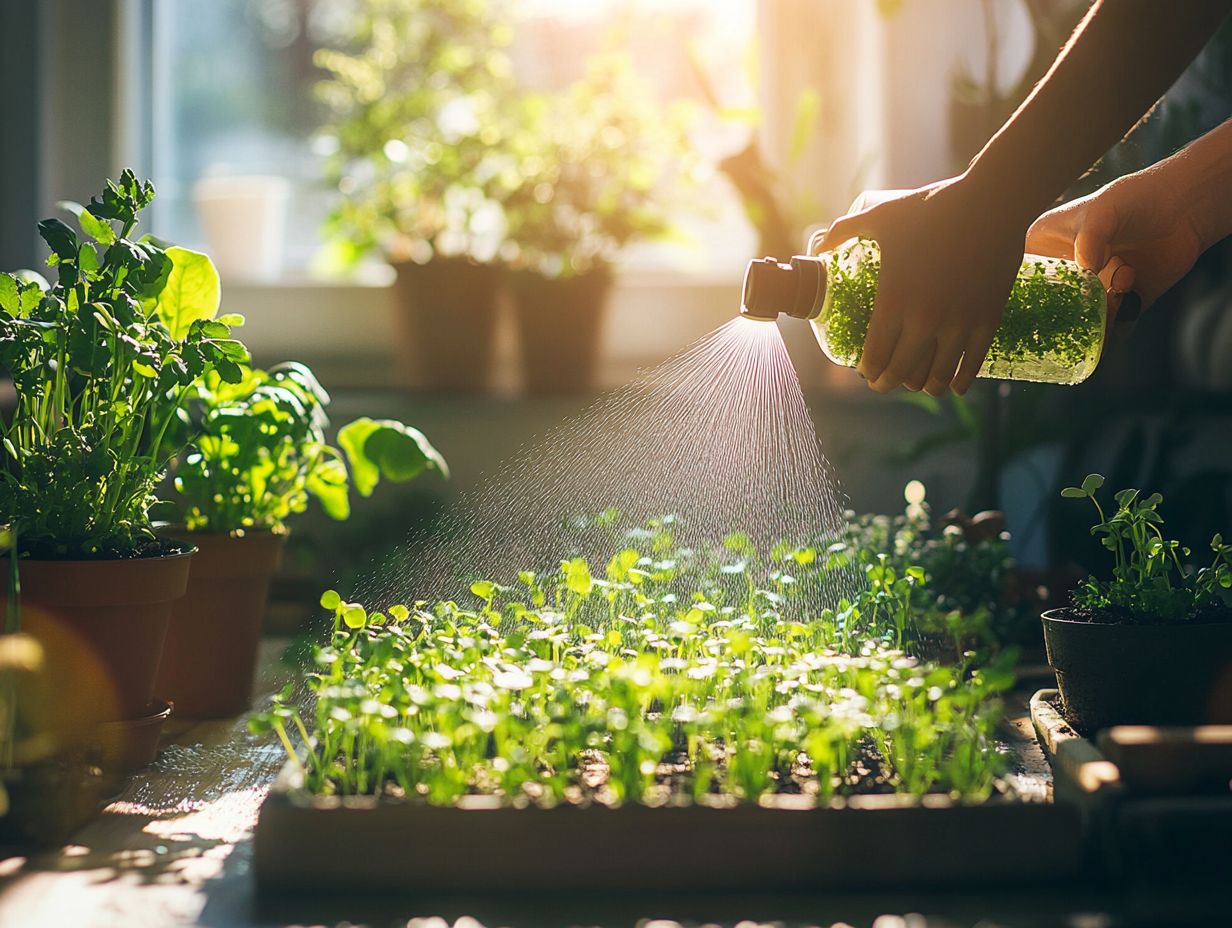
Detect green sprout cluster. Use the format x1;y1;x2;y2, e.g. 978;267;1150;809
818;241;1105;384
253;518;1015;808
1063;474;1232;624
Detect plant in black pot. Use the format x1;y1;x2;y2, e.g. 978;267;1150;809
0;172;247;752
162;362;447;718
504;52;695;393
315;0;516;392
1043;474;1232;735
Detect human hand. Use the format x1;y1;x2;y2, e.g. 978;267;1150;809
1026;168;1206;319
815;174;1030;396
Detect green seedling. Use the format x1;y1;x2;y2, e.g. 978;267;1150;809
1063;474;1232;623
253;515;1015;809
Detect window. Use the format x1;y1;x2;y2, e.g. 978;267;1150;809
147;0;757;281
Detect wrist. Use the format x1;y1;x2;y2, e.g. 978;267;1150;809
1164;119;1232;253
951;161;1039;236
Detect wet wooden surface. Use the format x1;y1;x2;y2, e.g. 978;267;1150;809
0;649;1222;928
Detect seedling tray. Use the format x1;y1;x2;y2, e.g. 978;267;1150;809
255;760;1083;893
1030;688;1232;882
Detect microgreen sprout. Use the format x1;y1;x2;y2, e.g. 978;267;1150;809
252;518;1015;808
1062;474;1232;623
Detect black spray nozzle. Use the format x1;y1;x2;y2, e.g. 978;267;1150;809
740;255;826;322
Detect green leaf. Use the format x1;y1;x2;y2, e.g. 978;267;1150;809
1080;473;1104;495
336;418;382;496
217;313;246;327
154;246;221;339
320;589;342;610
38;218;79;261
471;580;496;603
0;274;18;314
564;558;593;597
79;208;116;245
306;458;350;521
338;417;448;498
342;603;367;629
1059;487;1085;498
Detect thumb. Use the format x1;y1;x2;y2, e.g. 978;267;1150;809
1072;202;1120;273
1025;204;1080;259
814;211;873;254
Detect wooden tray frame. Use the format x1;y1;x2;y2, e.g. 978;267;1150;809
255;755;1083;893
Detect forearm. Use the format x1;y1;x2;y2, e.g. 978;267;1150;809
1164;117;1232;251
965;0;1231;226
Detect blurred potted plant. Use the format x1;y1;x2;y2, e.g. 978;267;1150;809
1044;475;1232;735
503;53;695;393
161;362;447;718
0;172;247;732
315;0;516;392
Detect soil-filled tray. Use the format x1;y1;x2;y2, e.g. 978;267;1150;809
1030;688;1232;881
255;759;1083;893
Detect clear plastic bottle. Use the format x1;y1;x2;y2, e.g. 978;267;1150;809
741;239;1108;385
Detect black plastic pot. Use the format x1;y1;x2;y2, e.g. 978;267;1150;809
1041;608;1232;735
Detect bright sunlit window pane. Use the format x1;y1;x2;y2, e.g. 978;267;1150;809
148;0;757;280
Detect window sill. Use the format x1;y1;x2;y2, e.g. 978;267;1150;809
223;270;745;391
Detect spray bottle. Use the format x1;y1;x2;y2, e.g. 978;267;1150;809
739;237;1108;385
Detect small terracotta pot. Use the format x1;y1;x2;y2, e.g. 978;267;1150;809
155;530;286;719
510;267;613;393
54;699;174;794
0;759;109;847
390;258;504;392
1041;608;1232;736
2;551;194;724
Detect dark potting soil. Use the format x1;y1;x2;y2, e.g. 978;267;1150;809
12;534;193;562
1057;602;1232;627
342;733;1010;809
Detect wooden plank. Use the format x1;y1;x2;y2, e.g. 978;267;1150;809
0;640;294;928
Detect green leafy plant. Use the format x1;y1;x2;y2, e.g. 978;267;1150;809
1062;474;1232;623
502;52;697;279
252;521;1014;807
315;0;516;268
174;362;448;533
0;171;247;559
826;482;1029;655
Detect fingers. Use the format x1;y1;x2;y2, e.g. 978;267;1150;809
952;325;998;396
1096;256;1135;325
923;331;966;396
869;329;935;393
857;304;901;383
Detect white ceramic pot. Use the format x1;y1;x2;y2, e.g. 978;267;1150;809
192;174;290;282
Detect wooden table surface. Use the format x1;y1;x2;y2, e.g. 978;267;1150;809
0;646;1221;928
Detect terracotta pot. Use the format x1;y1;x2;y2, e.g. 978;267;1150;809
54;699;174;794
155;530;286;719
390;258;504;392
2;551;194;725
0;759;109;847
510;267;613;393
1042;608;1232;736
